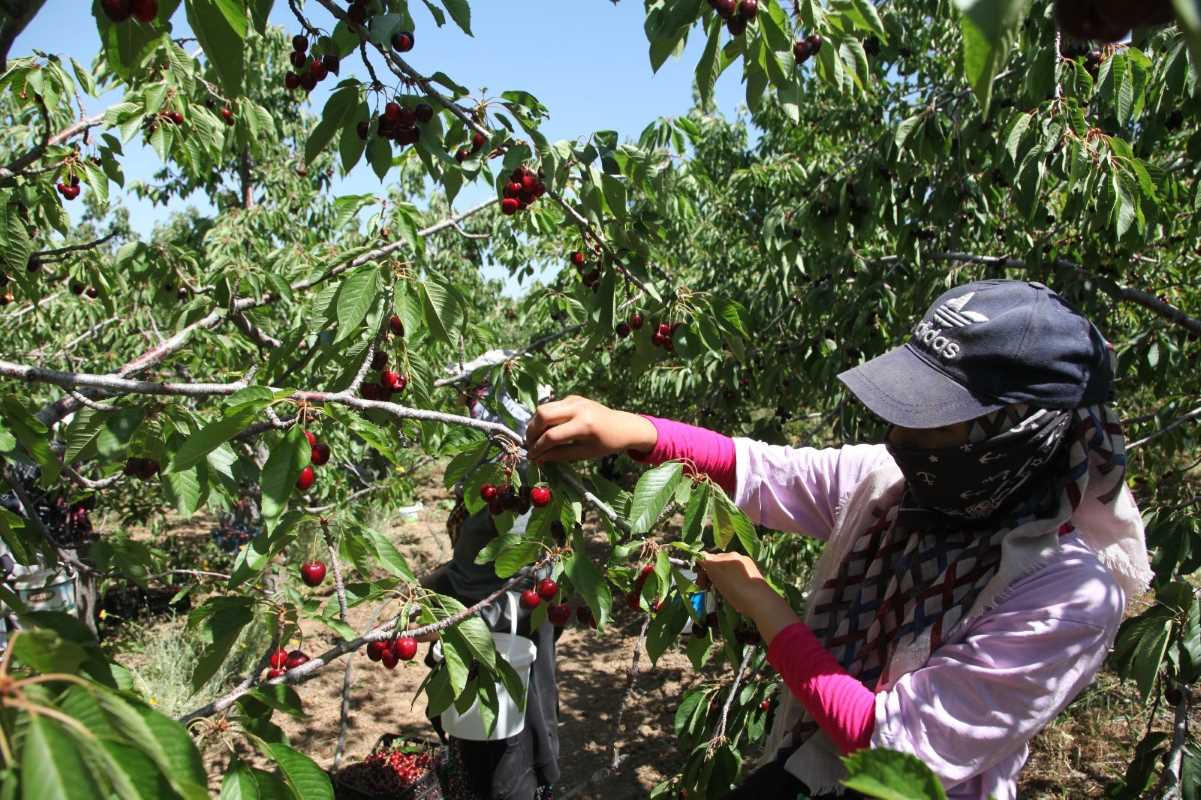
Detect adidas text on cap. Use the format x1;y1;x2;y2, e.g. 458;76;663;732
837;280;1113;428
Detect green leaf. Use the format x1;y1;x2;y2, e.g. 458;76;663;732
334;266;379;343
841;747;948;800
1;396;59;486
260;426;310;529
21;715;102;800
711;492;757;555
628;462;684;534
260;743;333;800
954;0;1028;112
564;528;612;628
360;526;416;582
680;481;710;543
496;537;542;578
439;0;473;35
169;400;268;473
305;85;360;165
185;0;247;97
220;758;261;800
189;597;255;690
1110;605;1175;700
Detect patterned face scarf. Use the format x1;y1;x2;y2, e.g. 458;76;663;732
787;401;1127;750
886;407;1073;528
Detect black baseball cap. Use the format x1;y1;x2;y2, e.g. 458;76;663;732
837;280;1113;428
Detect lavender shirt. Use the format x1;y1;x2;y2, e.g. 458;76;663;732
732;439;1125;800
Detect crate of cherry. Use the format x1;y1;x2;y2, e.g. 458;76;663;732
334;735;444;800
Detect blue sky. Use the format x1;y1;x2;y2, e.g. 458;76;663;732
16;2;749;293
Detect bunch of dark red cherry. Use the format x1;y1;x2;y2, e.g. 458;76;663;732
100;0;157;24
361;315;410;401
123;457;160;480
294;429;332;493
707;0;759;36
365;635;420;670
479;482;552;517
793;32;824;65
264;646;312;680
283;35;341;94
339;743;437;796
55;175;81;201
498;165;547;215
519;577;575;628
360;99;435;148
1054;0;1174;44
568;250;604;291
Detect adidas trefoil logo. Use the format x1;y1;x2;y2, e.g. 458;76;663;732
912;292;990;361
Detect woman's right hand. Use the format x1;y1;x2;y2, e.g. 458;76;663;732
525;395;658;463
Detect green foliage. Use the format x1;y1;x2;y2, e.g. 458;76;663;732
1;0;1199;797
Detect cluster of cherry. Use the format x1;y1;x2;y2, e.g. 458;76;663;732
284;35;340;94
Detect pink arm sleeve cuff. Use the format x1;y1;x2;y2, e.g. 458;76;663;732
627;416;736;493
766;622;876;755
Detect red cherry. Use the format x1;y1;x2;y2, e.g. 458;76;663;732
471;131;487;151
380;370;403;391
501;198;521;215
131;0;157;23
389;314;405;335
361;382;382;401
739;0;759;19
658;322;672;338
415;103;434;123
548;604;572;626
503;182;522;198
268;648;288;669
530;486;552;507
284;72;301;90
392;31;414;52
309;58;328;81
220;107;235;126
570;251;586;268
381;649;398;669
322;54;340;75
521;174;537;192
300;561;326;586
296;466;316;492
289;50;307;69
760;699;772;711
537;578;558;601
311;442;331;466
101;0;133;22
366;641;388;661
397;106;417;127
626;590;642;612
616;322;631;338
630;312;644;329
292;34;308;52
726;15;747;35
394;637;418;661
266;667;286;679
284;650;308;670
480;483;498;502
520;590;541;610
300;72;317;92
455;146;471;163
304;430;317;447
395;125;420;146
384;101;402;123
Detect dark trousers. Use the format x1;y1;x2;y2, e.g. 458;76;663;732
720;761;857;800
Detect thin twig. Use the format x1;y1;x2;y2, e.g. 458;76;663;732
1127;405;1201;450
708;646;753;754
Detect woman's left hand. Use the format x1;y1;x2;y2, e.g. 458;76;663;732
697;552;801;645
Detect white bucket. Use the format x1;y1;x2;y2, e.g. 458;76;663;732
439;592;537;741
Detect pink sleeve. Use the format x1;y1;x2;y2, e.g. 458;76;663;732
628;416;736;493
767;622;876;755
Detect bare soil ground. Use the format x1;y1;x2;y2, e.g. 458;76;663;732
112;464;1197;799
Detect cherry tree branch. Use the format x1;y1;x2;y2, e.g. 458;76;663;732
177;558;553;724
0;112;104;183
560;615;651;799
1154;682;1192;800
1;358;526;445
1127;404;1201;450
31;199;498;427
707;646;753;754
31;232;117;262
